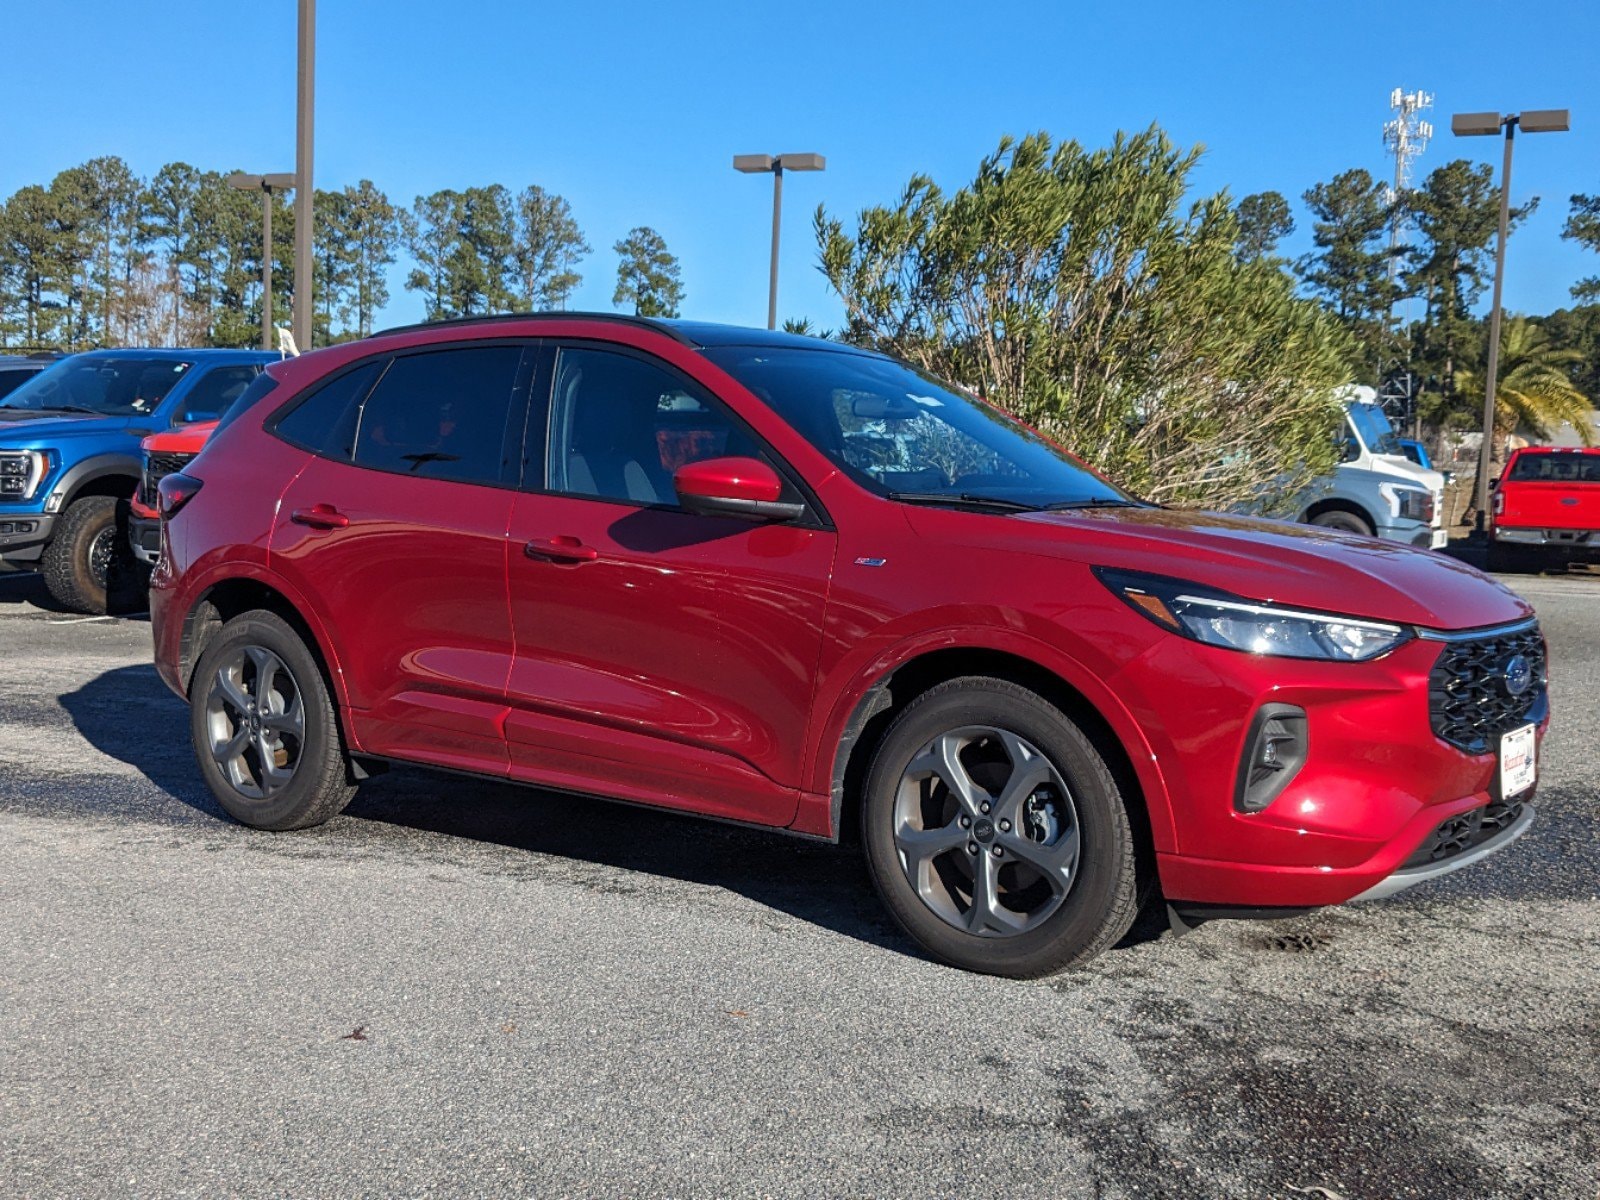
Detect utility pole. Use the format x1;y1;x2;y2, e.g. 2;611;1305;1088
293;0;315;350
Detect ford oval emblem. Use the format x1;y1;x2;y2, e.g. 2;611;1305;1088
1502;654;1534;698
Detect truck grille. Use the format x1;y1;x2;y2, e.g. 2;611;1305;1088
140;451;194;507
1428;624;1546;754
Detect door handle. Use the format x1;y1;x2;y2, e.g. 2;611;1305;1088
524;536;598;563
290;505;349;530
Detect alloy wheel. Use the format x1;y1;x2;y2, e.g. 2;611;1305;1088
204;645;306;799
892;725;1081;937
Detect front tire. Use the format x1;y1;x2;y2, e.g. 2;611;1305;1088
40;495;149;614
189;610;356;831
860;677;1141;977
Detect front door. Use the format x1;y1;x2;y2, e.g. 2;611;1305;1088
269;344;532;776
504;343;836;826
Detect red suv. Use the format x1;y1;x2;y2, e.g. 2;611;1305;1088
150;315;1547;976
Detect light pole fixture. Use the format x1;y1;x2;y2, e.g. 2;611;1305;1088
1451;107;1570;532
734;152;826;330
294;0;316;351
227;172;296;350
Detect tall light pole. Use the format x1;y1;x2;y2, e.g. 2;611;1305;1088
733;152;825;329
226;172;296;349
1451;108;1570;531
293;0;316;350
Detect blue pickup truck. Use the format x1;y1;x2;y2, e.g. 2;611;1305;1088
0;348;276;612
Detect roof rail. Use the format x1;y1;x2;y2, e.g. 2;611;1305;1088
369;311;697;346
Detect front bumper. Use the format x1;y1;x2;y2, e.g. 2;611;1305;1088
129;504;161;566
1350;803;1534;901
1117;627;1546;910
0;511;55;567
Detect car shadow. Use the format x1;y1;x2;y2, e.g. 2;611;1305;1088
0;570;70;613
57;663;920;960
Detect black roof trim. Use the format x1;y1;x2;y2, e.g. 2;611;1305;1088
370;311;696;346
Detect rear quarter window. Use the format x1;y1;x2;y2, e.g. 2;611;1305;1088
271;361;385;460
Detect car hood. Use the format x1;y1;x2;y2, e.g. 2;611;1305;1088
0;410;128;440
1011;506;1531;631
142;420;217;453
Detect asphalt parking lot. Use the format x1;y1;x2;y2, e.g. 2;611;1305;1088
2;568;1597;1200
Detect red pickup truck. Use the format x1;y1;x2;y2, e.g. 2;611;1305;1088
1489;446;1600;572
129;420;217;565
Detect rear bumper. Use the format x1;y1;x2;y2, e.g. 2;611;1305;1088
0;511;55;566
1492;526;1597;555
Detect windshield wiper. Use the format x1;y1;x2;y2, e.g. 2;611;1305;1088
1041;497;1139;511
886;491;1042;513
35;405;100;415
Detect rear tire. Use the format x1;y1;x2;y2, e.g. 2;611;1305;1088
1308;508;1374;537
188;609;356;831
40;495;149;615
860;677;1141;977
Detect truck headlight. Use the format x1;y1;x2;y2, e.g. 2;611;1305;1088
1096;569;1412;661
1379;482;1434;523
0;450;51;501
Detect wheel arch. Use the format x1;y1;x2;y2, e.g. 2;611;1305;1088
50;453;141;508
814;640;1174;863
1302;497;1376;530
178;573;357;748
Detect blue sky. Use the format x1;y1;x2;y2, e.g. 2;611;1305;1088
3;0;1596;333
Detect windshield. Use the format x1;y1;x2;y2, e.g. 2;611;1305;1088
702;346;1137;511
1509;453;1600;483
1347;402;1403;456
0;356;193;416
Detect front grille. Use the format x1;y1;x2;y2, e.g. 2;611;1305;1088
140;451;193;507
1402;799;1525;868
1428;624;1546;754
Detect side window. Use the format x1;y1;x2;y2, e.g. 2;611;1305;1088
352;346;524;486
175;365;260;424
274;360;384;460
547;346;759;505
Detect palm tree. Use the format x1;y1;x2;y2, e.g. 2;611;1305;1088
1457;316;1596;446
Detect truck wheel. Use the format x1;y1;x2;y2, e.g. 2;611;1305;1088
39;495;150;615
1308;509;1374;537
189;609;357;831
860;677;1142;977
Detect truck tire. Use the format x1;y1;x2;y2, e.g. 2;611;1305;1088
1308;509;1374;537
39;495;150;615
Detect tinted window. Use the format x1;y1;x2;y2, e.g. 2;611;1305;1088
1508;453;1600;483
177;365;259;424
703;346;1133;509
0;368;42;401
213;373;280;437
548;346;761;505
353;346;523;485
275;361;383;459
0;356;192;415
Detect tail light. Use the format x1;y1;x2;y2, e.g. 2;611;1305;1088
157;472;203;518
1492;490;1505;516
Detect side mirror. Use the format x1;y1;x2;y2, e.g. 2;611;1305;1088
673;456;805;522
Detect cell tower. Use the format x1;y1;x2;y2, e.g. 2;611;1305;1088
1382;87;1434;284
1380;88;1433;430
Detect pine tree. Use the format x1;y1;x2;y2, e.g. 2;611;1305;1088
1234;191;1294;261
1296;169;1398;380
513;186;589;311
613;226;683;317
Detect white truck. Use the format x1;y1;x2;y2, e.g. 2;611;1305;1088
1294;387;1447;550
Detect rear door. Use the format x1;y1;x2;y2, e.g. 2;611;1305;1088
502;341;836;826
269;343;534;776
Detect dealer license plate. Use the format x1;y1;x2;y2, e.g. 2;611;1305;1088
1500;724;1537;798
1431;528;1449;550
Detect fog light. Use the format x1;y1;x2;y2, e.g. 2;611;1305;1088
1235;704;1308;813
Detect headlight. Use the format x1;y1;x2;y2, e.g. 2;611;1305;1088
1095;569;1412;661
0;450;51;501
1379;482;1434;523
